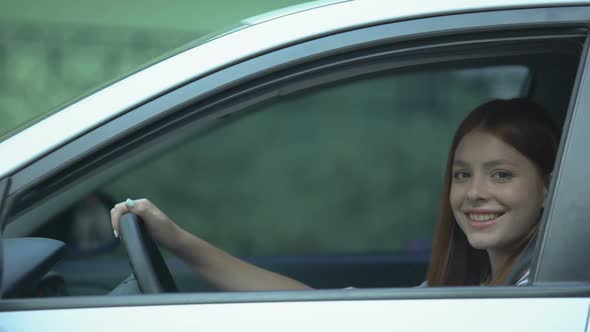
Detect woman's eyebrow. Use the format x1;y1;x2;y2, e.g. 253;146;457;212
452;159;518;167
483;159;519;167
452;160;469;167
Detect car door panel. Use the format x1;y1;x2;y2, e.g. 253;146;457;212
0;296;588;331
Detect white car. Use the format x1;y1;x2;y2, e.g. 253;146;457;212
1;0;590;331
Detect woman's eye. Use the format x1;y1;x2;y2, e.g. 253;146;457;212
453;171;470;181
492;171;513;181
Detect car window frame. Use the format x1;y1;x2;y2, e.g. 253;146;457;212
0;6;590;310
0;177;8;298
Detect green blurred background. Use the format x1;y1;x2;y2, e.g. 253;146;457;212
0;0;306;137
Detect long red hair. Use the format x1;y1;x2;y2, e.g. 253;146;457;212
426;98;560;286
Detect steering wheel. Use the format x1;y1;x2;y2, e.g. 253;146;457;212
118;213;178;293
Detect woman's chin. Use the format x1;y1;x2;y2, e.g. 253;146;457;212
466;236;496;251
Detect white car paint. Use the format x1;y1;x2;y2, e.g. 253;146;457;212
0;297;587;332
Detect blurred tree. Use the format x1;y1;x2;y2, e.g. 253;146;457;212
0;0;306;136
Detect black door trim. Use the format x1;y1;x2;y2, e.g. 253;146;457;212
533;31;590;285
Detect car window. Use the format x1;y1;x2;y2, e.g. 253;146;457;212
101;65;528;257
1;7;585;299
9;29;582;295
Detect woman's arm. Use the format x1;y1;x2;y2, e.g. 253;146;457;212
173;227;310;290
111;198;311;291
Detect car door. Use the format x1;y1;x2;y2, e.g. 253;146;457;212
1;3;590;331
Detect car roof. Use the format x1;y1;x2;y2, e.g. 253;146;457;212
0;0;586;178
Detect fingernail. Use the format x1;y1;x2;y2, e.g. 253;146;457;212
125;198;135;208
113;229;119;238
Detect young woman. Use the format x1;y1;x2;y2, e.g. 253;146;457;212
110;98;560;289
427;98;559;286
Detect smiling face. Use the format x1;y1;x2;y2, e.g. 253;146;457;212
450;130;547;255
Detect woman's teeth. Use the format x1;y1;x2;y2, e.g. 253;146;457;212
468;213;501;221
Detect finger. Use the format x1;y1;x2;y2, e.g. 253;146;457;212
129;198;149;215
110;202;130;237
131;198;149;211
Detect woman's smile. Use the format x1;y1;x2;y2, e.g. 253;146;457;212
461;209;505;228
466;212;503;229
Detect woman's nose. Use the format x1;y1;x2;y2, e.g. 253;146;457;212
466;176;489;201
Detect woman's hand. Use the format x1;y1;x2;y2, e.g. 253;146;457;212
110;198;183;252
